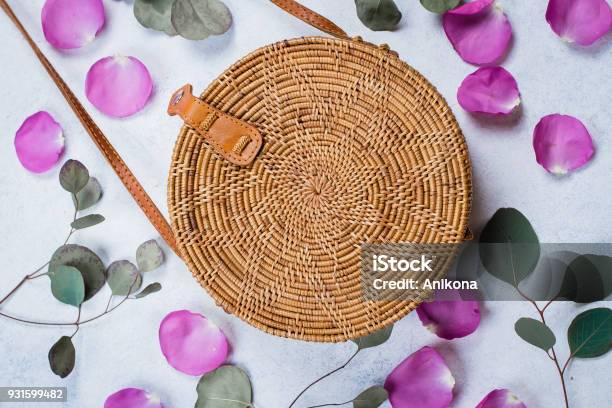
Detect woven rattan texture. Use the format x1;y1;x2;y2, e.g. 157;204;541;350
168;37;472;342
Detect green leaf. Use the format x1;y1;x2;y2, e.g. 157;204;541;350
48;336;76;378
171;0;232;41
48;265;85;307
355;0;402;31
134;0;177;35
49;245;106;301
560;254;610;303
195;365;252;408
107;260;142;296
514;317;556;352
568;307;612;358
135;282;162;298
353;385;388;408
59;160;89;194
72;177;102;210
351;324;393;350
136;239;164;272
71;214;105;230
419;0;460;14
479;208;540;287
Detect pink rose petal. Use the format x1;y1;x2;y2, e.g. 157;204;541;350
546;0;612;46
533;114;595;175
476;389;527;408
14;111;64;173
42;0;105;49
159;310;228;376
417;293;481;340
85;56;153;118
104;388;164;408
443;0;513;65
385;346;455;408
457;66;520;115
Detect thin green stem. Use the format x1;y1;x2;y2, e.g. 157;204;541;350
550;347;570;408
71;193;79;223
70;306;82;338
206;398;253;407
524;296;569;408
541;296;558;313
287;348;360;408
104;294;113;313
0;202;77;306
0;293;130;327
304;400;352;408
29;271;50;280
562;356;573;375
27;261;51;279
509;244;569;408
0;276;29;305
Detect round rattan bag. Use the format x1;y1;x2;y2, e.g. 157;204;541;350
168;36;471;342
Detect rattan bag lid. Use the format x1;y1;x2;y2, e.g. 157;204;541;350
168;36;471;342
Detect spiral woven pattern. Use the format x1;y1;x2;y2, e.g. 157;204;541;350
168;37;471;342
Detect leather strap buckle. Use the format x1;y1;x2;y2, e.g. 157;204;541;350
168;84;263;166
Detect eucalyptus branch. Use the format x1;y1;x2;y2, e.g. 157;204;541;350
510;248;569;408
2;160;164;379
483;209;612;408
520;293;569;408
288;349;361;408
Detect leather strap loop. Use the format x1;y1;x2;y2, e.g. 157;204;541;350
270;0;348;39
0;0;182;258
168;85;263;166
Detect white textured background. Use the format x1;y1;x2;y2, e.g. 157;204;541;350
0;0;610;407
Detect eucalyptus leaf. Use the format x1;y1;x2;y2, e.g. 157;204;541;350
107;260;142;296
49;244;106;301
355;0;402;31
514;317;556;352
195;365;252;408
71;214;105;230
135;282;162;298
560;254;610;303
136;239;164;272
134;0;177;35
48;336;76;378
568;307;612;358
479;208;540;287
353;385;388;408
59;160;89;194
48;265;85;307
171;0;232;41
72;177;102;210
351;324;393;350
420;0;460;14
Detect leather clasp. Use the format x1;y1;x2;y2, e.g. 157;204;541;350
168;84;263;166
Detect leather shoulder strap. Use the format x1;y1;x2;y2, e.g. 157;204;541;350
0;0;182;258
269;0;348;39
